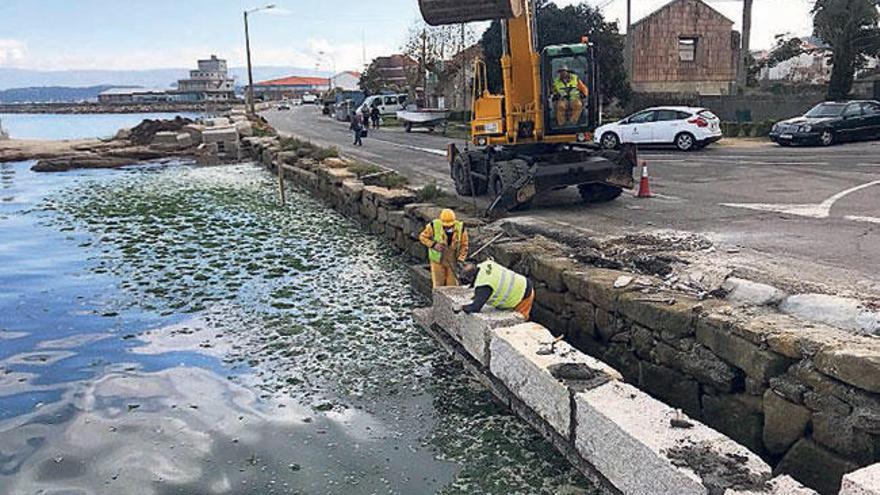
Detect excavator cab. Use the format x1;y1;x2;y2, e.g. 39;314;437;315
542;43;599;139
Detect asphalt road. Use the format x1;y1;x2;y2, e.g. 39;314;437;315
265;106;880;296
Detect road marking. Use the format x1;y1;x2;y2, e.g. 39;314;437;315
357;135;448;156
845;215;880;224
721;180;880;219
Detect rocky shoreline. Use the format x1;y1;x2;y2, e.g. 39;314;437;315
0;111;265;172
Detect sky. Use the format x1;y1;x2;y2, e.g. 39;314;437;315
0;0;816;73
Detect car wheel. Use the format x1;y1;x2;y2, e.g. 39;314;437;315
819;130;834;146
600;132;620;149
674;132;696;151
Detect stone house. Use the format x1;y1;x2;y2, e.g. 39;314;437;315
630;0;739;95
426;43;483;110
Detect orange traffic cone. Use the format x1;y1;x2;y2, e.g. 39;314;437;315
637;160;652;198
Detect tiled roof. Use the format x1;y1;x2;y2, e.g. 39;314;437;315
255;76;330;86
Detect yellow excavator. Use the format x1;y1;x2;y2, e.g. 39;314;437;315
419;0;636;213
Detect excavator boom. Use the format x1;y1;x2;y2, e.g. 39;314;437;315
418;0;523;26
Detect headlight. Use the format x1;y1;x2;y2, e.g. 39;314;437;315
799;125;812;133
477;137;487;146
772;124;779;132
576;132;587;142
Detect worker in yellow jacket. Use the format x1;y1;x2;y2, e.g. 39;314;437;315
419;208;469;288
458;259;535;320
553;65;589;127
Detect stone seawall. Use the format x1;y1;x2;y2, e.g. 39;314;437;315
243;134;880;495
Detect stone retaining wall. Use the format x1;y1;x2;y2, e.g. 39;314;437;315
243;134;880;495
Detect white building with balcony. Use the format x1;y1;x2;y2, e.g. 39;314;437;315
174;55;236;102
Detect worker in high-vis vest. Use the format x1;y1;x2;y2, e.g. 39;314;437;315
553;65;589;127
419;208;469;288
458;259;535;321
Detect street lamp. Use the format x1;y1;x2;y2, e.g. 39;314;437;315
318;50;337;90
244;4;275;115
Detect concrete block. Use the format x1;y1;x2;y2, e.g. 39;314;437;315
776;438;859;495
763;390;810;455
574;380;772;495
841;463;880;495
722;277;787;307
618;290;700;338
202;127;239;144
701;393;765;455
204;117;231;127
696;318;793;383
151;131;180;146
491;322;622;437
815;342;880;394
234;120;253;137
640;361;702;418
432;287;523;367
175;133;193;148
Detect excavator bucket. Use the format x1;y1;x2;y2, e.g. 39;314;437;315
418;0;523;26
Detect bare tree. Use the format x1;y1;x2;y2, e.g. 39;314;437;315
402;20;477;103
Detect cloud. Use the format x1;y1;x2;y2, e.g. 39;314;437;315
0;39;26;66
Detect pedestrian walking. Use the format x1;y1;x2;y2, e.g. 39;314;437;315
350;112;364;146
370;106;381;129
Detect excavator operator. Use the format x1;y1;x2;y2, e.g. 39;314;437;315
552;65;589;127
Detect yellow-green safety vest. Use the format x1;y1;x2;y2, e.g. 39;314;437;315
474;260;528;310
554;75;582;101
428;219;463;263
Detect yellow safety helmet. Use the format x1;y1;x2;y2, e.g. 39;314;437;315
440;208;456;227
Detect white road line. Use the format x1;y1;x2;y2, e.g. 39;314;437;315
371;138;448;156
845;215;880;224
721;180;880;219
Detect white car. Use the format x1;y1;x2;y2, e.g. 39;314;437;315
595;106;722;151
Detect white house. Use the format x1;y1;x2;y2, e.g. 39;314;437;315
331;71;361;91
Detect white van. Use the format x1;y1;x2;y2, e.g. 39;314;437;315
358;94;408;116
302;93;318;105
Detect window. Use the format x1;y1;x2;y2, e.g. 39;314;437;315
679;37;697;62
843;104;863;117
657;110;680;121
384;96;398;105
860;102;880;115
628;111;656;124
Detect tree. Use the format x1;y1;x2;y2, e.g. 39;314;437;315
812;0;880;99
479;0;630;105
358;60;385;94
401;21;478;102
749;35;808;84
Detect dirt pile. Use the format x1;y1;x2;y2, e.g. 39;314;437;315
128;116;194;145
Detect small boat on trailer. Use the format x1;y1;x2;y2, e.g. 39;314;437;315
396;108;450;134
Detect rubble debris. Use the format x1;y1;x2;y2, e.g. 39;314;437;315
665;442;770;494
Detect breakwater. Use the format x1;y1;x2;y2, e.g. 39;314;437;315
245;132;880;495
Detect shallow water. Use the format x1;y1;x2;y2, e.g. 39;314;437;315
0;113;201;140
0;160;597;494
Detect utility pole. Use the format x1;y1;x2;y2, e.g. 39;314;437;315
243;4;275;115
738;0;753;91
460;23;467;112
625;0;633;78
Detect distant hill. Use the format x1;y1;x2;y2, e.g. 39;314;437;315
0;66;332;92
0;85;139;103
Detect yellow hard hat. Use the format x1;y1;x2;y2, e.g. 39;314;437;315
440;208;456;227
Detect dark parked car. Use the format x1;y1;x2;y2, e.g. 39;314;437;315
769;100;880;146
